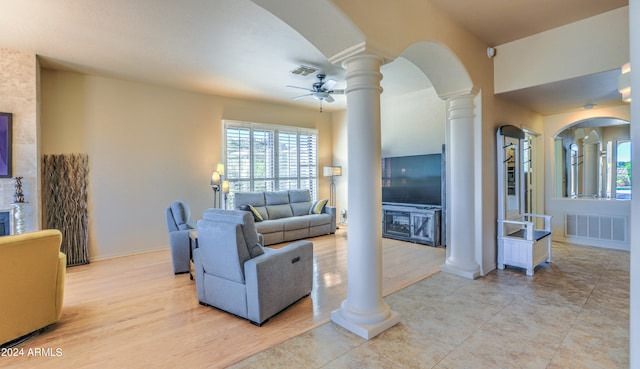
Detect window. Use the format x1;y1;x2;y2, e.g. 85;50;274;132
616;140;631;199
224;120;318;206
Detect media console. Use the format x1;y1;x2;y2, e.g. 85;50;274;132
382;203;441;246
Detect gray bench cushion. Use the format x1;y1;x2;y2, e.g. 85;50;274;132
509;229;551;241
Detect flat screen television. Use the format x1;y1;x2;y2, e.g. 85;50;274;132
381;153;442;206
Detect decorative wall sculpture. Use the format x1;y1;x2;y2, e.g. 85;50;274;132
42;153;90;266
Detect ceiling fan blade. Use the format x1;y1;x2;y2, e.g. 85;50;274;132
321;79;337;91
291;93;312;100
286;85;313;92
325;94;335;103
330;89;345;95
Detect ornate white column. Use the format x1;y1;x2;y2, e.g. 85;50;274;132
440;94;481;279
330;53;400;339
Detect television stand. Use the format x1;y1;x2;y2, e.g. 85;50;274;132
382;203;441;246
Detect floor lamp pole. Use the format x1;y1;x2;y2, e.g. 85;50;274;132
329;176;336;207
212;187;219;208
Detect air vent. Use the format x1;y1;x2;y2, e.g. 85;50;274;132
565;213;627;242
290;65;318;77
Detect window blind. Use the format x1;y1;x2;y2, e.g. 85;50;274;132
223;120;318;206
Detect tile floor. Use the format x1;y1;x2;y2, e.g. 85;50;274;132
229;241;629;368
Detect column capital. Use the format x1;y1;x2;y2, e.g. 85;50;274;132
329;41;395;66
440;86;480;101
343;54;384;95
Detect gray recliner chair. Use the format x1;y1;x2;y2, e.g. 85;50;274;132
165;201;195;274
193;209;313;325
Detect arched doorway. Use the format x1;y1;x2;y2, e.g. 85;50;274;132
254;1;484;339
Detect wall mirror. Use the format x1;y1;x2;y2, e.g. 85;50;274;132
553;117;631;199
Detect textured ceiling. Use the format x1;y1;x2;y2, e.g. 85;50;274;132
0;0;630;114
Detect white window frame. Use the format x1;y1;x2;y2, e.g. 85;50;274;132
223;120;318;207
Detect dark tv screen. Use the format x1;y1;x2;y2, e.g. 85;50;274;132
381;154;442;206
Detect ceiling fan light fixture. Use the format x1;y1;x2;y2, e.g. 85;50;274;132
312;91;330;100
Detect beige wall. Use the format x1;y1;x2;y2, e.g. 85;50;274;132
0;48;40;232
495;7;629;93
41;69;335;260
381;87;445;158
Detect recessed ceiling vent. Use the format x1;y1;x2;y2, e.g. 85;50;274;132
290;65;318;77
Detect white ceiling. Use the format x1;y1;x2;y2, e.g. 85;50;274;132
0;0;629;114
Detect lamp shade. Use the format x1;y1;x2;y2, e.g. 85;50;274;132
211;171;221;185
221;180;229;193
216;163;225;176
323;166;342;177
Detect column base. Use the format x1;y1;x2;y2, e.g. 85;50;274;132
440;261;481;279
331;307;400;340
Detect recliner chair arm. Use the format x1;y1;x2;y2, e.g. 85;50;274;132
169;229;192;274
244;240;313;325
323;205;337;233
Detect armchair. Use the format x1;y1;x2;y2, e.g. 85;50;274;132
165;201;195;274
193;209;313;325
1;230;66;346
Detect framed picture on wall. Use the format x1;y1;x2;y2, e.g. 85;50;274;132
0;112;12;178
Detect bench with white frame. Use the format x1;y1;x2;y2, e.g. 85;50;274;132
496;125;552;276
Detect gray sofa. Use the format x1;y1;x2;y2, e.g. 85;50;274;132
234;189;336;246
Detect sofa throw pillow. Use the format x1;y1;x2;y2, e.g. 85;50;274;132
309;199;328;214
240;204;263;222
247;204;264;222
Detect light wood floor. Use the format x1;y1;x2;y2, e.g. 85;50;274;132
2;228;445;369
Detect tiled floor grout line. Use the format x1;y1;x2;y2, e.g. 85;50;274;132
232;242;629;368
546;261;606;369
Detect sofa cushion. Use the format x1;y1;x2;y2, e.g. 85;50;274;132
265;191;289;205
234;191;266;207
309;199;328;214
255;218;287;234
267;204;293;219
309;213;332;227
291;201;313;216
283;216;310;231
289;189;311;203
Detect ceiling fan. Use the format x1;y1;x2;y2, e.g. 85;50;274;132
287;74;344;112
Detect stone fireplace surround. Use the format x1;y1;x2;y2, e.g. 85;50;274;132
0;48;40;234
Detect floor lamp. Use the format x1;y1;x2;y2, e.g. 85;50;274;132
211;171;220;208
323;166;342;207
211;163;225;208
